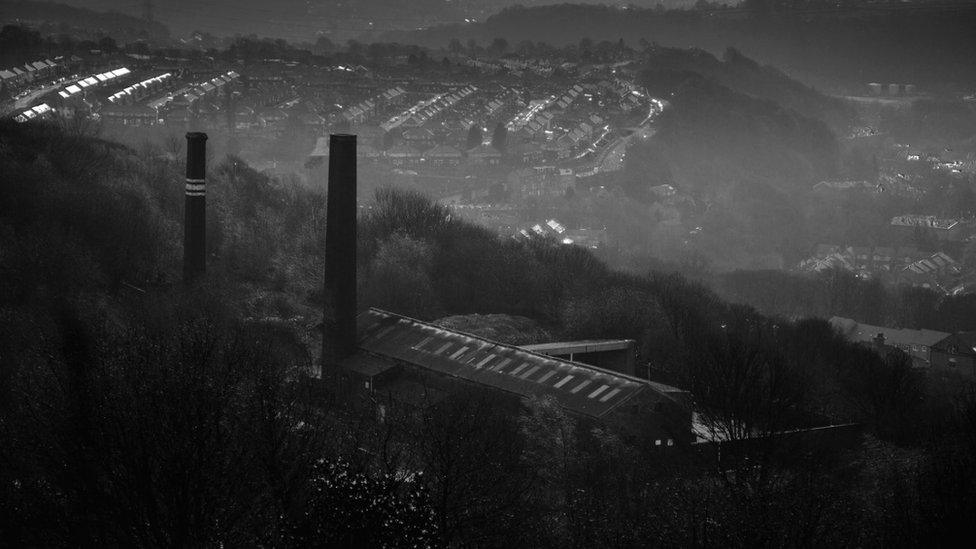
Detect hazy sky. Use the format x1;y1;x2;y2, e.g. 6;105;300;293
46;0;698;39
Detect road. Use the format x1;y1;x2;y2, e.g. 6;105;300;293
7;82;61;115
4;75;80;117
588;103;663;174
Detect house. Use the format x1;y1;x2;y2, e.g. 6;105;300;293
381;86;407;106
163;107;191;127
0;69;23;90
812;180;877;194
424;144;463;167
896;251;961;290
509;141;544;165
402;127;436;148
467;143;502;167
22;62;36;82
233;106;259;130
897;265;941;290
99;104;157;126
342;105;365;125
556;130;584;152
649;184;677;199
930;332;976;378
872;247;895;266
542;141;571;162
256;108;288;126
830;316;950;367
13;103;54;123
895;246;925;264
878;173;923;197
300;112;328;130
508;166;573;199
814;244;842;257
890;215;965;241
561;227;608;249
386;143;422;167
358;143;383;163
849;246;873;270
354;125;384;149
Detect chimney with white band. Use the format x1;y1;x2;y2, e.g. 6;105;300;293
184;132;207;283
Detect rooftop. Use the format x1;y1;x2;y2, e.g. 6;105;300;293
424;144;463;158
830;316;950;348
467;143;502;156
521;340;634;355
890;214;960;230
347;309;685;419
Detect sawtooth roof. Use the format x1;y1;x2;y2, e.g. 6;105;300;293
350;308;684;419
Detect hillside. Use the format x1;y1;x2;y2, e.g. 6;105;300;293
608;56;841;268
0;118;944;434
645;46;854;130
2;120;976;545
0;119;322;317
638;58;841;193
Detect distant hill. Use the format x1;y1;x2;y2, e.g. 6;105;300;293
639;67;839;195
389;2;976;89
644;47;854;130
38;0;696;40
0;1;170;43
617;65;840;266
40;0;467;41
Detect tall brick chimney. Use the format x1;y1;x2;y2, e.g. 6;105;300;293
322;134;358;369
183;132;207;283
